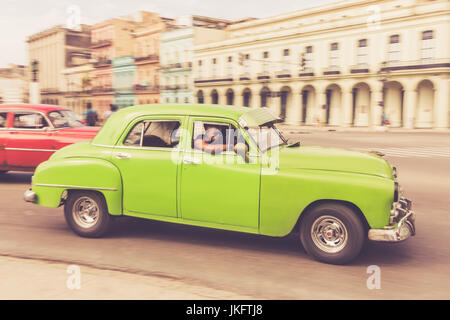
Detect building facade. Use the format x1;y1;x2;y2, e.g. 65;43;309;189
27;25;91;106
194;0;450;129
133;14;173;105
113;56;136;108
0;64;29;104
62;62;93;116
160;16;230;104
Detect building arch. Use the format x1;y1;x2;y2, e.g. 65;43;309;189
352;82;371;127
226;88;235;106
242;88;252;107
300;85;316;124
383;81;404;127
325;84;342;125
279;86;292;120
196;90;204;104
211;89;219;105
260;86;271;108
415;79;435;128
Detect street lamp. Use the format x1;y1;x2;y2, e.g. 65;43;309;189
377;61;391;126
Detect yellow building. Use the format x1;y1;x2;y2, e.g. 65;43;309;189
195;0;450;129
133;14;173;105
62;61;93;116
27;25;91;106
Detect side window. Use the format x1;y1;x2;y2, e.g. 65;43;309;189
123;120;181;149
13;112;49;129
192;121;248;154
0;113;7;128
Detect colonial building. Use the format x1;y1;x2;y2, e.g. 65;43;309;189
194;0;450;129
133;14;174;105
160;15;231;104
0;64;29;104
62;57;93;116
27;25;91;105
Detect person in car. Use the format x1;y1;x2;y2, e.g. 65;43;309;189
194;124;227;155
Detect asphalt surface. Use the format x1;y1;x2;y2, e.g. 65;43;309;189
1;129;449;299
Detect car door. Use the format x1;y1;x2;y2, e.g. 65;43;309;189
5;111;55;169
0;111;9;168
180;117;261;230
110;116;185;217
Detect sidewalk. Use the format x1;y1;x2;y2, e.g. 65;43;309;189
0;255;255;300
278;124;450;134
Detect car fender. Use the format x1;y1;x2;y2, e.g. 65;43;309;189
31;157;123;215
259;168;394;237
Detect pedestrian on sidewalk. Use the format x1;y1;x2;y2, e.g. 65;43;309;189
84;102;98;127
103;104;118;122
381;111;390;126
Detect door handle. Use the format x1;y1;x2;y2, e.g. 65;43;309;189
115;152;131;160
183;157;201;165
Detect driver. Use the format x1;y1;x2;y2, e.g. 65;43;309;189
194;124;227;155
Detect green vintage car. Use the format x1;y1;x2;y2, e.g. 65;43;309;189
24;104;416;264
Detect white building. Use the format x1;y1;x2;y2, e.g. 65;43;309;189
160;15;230;104
194;0;450;129
0;64;28;104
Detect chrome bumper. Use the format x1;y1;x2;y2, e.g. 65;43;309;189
368;197;416;242
24;189;37;203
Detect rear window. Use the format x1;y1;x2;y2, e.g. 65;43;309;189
13;112;50;129
0;113;7;128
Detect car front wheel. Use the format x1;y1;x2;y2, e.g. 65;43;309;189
299;203;366;265
64;191;111;238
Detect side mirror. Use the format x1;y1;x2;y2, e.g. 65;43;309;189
234;142;250;163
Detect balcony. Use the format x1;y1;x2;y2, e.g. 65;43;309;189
194;77;233;84
257;72;271;81
160;62;192;71
161;85;190;91
92;86;113;94
299;69;315;77
90;39;112;49
134;54;159;64
275;70;292;79
239;73;251;81
379;58;450;72
323;67;341;76
133;84;159;93
93;58;112;68
350;64;370;74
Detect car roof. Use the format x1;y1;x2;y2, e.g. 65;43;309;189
0;104;70;113
93;104;277;146
124;104;250;118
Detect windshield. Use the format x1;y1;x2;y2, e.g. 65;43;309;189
247;124;288;153
47;110;84;128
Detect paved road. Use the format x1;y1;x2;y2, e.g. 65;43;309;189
0;130;449;299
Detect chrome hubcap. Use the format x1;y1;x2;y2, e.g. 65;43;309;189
72;197;100;229
311;216;348;253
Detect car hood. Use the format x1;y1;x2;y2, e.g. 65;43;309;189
272;145;394;179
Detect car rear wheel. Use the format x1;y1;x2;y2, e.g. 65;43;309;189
299;203;366;265
64;191;111;238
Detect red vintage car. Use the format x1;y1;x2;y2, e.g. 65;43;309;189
0;104;100;173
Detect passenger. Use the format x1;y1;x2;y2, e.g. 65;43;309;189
194;124;227;155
